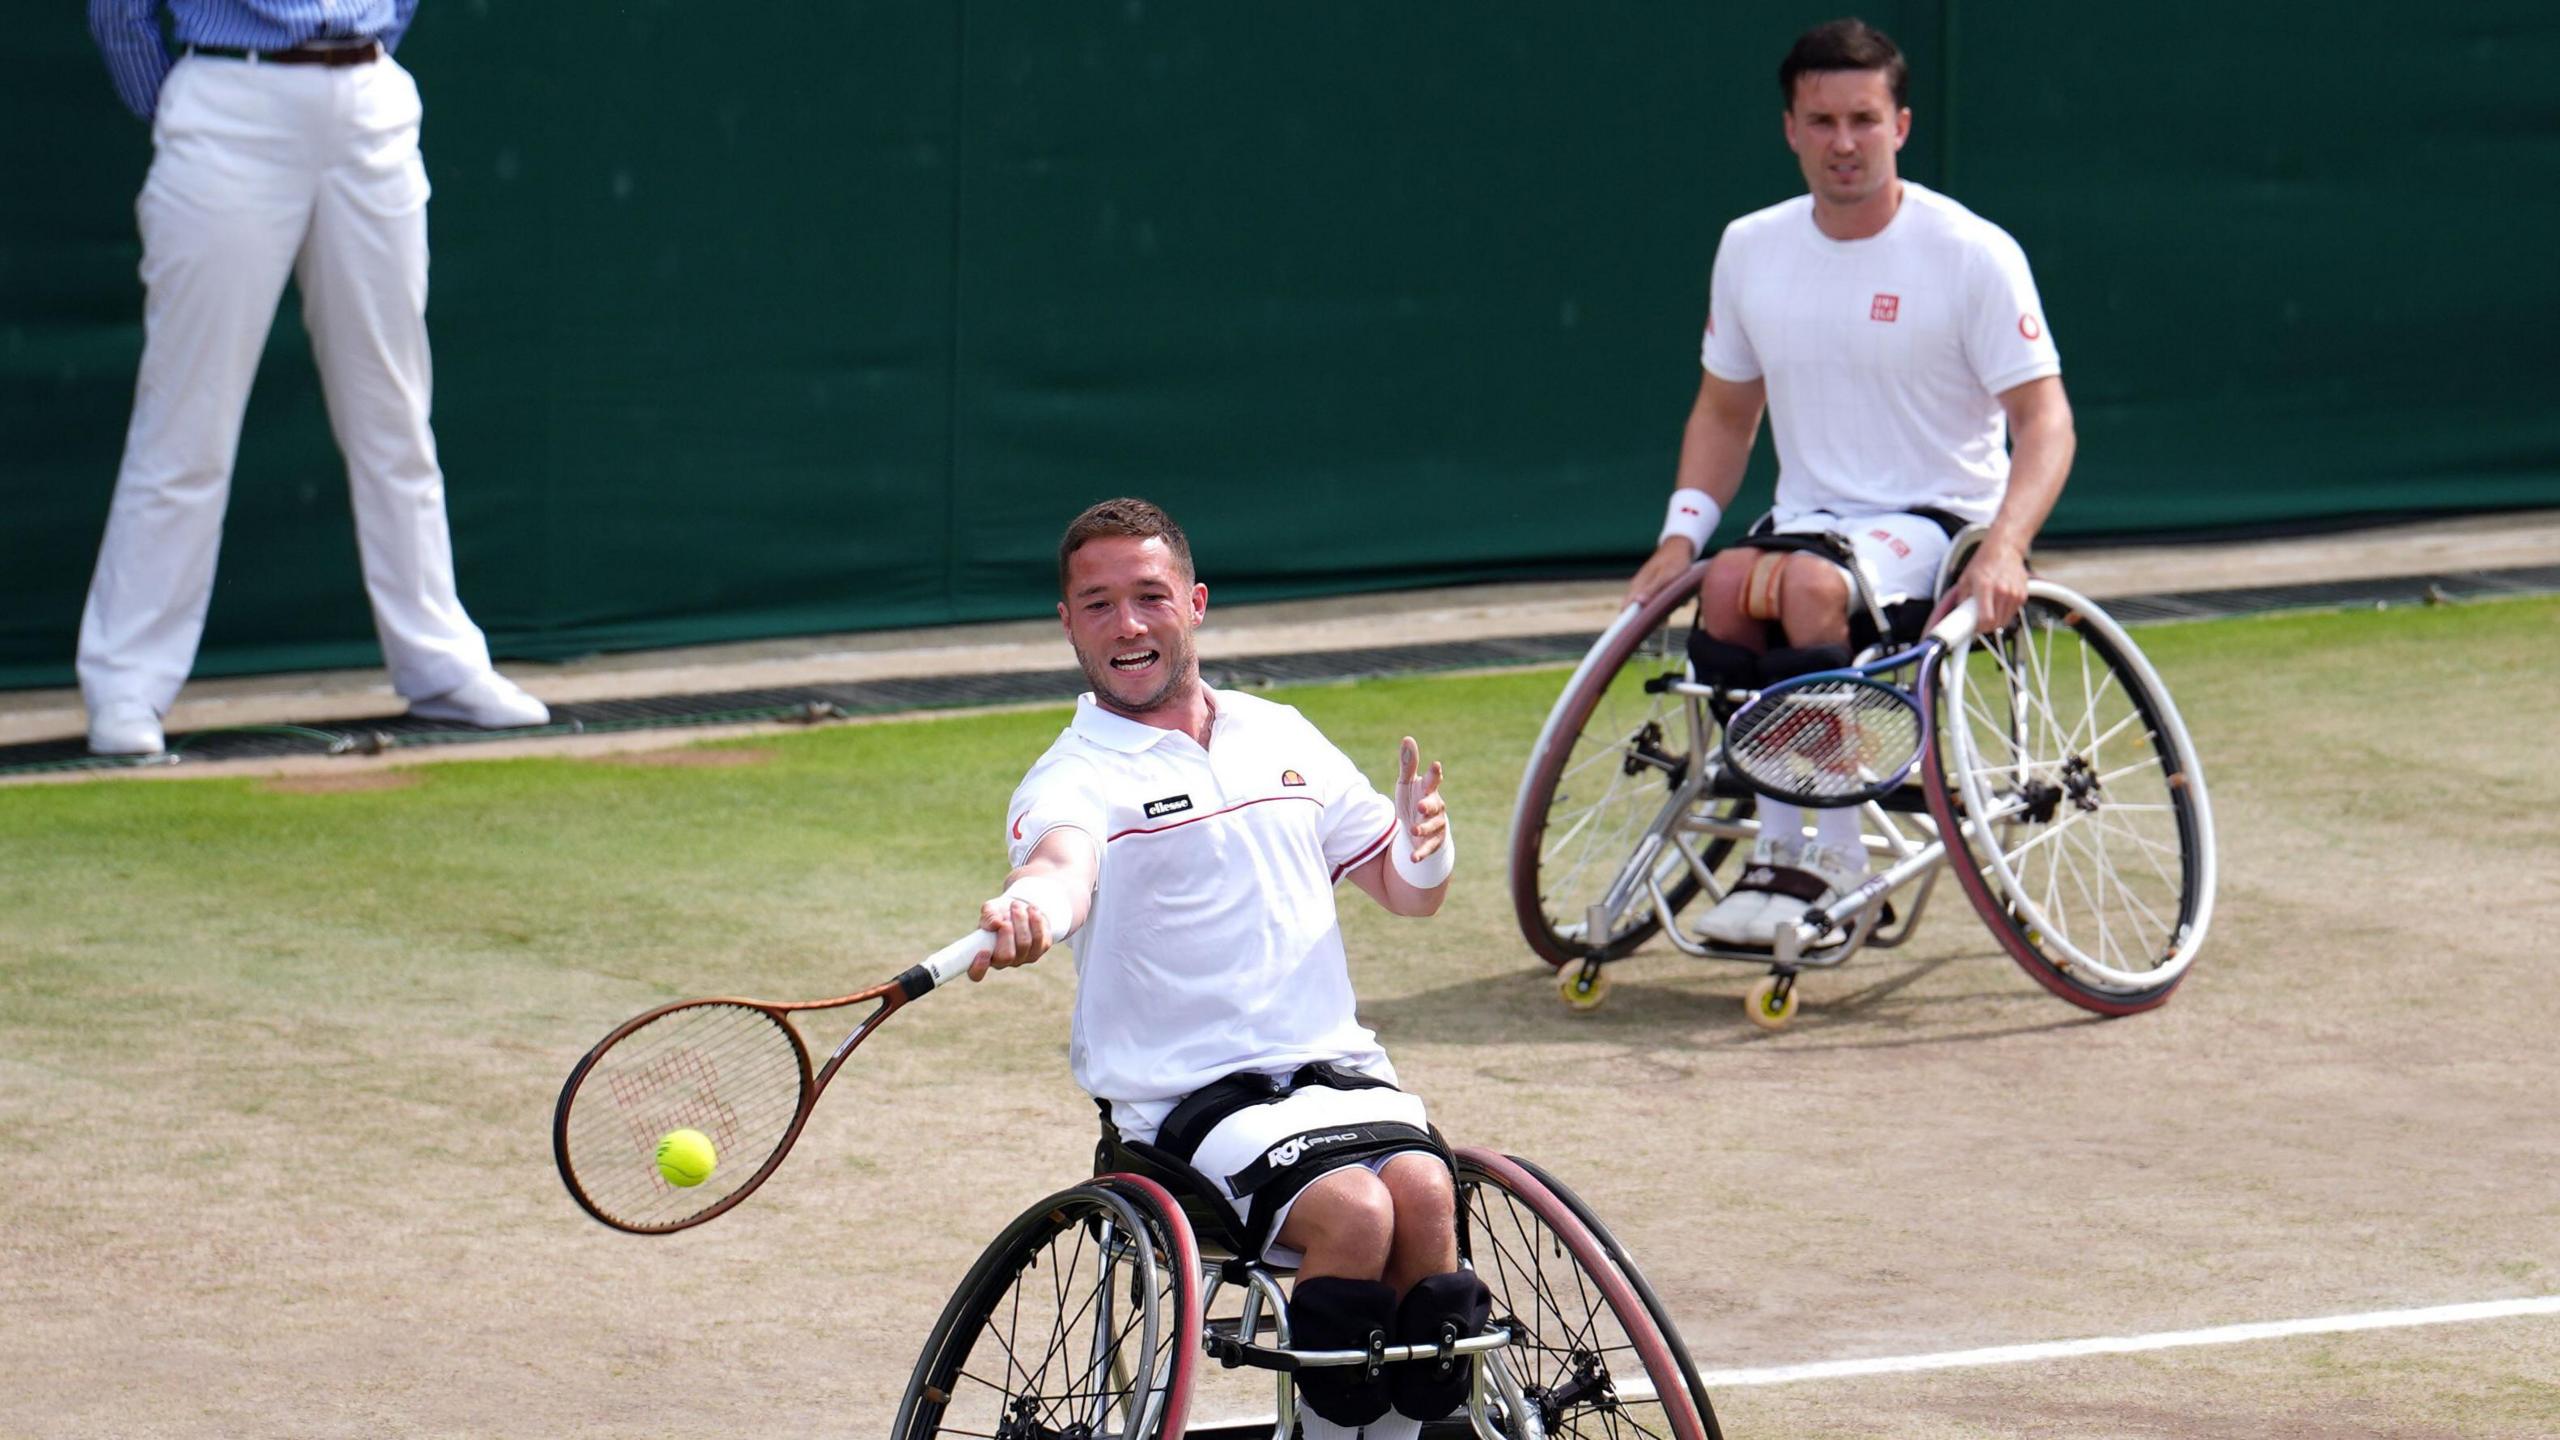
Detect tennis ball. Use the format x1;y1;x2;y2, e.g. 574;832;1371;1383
656;1128;717;1188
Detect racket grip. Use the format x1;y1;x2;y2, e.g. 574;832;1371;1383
901;930;998;1000
1928;597;1982;649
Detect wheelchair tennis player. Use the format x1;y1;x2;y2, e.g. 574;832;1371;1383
1623;18;2080;953
962;497;1476;1440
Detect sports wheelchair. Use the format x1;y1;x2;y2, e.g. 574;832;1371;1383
894;1129;1722;1440
1507;530;2217;1028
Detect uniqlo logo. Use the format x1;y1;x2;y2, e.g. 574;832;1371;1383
1870;294;1900;323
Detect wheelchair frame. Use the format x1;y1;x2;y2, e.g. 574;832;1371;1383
1508;541;2218;1028
893;1147;1722;1440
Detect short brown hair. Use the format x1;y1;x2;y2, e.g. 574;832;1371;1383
1779;18;1908;111
1058;497;1195;596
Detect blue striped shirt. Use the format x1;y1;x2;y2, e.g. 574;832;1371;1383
89;0;420;119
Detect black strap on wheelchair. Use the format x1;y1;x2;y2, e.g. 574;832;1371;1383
1226;1121;1440;1199
1718;506;1970;654
1155;1060;1396;1162
1234;1122;1438;1252
1142;1062;1446;1257
1747;506;1968;541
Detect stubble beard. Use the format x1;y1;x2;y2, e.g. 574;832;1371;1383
1079;629;1199;719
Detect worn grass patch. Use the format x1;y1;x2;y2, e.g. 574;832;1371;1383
3;594;2554;1437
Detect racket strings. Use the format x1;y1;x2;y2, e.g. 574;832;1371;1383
1724;677;1924;804
565;1002;808;1227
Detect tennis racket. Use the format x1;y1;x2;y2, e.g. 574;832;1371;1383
553;929;996;1234
1720;598;1981;807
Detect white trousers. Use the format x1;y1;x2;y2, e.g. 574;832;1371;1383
79;53;493;715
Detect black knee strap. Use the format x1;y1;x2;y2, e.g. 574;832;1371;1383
1686;633;1761;691
1389;1270;1494;1420
1289;1276;1397;1425
1756;643;1853;686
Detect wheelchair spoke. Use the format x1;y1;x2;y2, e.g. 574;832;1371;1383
1931;582;2215;1010
1515;593;1760;972
1459;1165;1699;1440
900;1185;1188;1440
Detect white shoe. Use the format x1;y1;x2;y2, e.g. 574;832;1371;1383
407;672;550;729
1754;840;1870;949
87;700;166;756
1699;835;1801;946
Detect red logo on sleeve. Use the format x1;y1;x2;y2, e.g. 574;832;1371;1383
2019;313;2044;340
1870;294;1900;323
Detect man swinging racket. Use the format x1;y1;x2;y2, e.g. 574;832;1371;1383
1625;17;2078;949
962;497;1482;1440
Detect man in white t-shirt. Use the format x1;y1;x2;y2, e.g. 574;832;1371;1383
963;497;1480;1440
1625;17;2079;948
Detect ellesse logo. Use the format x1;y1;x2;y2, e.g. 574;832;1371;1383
1144;793;1194;819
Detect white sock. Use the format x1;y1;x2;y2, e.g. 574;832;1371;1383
1756;798;1805;855
1296;1414;1359;1440
1813;805;1866;870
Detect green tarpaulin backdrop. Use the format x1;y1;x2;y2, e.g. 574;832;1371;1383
5;3;2554;688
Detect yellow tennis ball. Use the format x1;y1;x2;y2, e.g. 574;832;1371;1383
656;1128;717;1188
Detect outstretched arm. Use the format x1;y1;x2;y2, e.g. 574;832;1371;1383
970;829;1099;980
1347;736;1451;917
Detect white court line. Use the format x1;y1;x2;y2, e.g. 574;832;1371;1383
1695;1296;2560;1387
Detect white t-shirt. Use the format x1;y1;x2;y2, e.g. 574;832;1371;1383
1005;688;1400;1129
1700;181;2061;525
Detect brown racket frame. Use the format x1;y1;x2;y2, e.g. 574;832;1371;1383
554;942;978;1234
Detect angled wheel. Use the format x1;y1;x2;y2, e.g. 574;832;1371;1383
1452;1148;1714;1440
1493;1155;1723;1440
1921;581;2216;1014
1510;565;1749;968
896;1178;1202;1440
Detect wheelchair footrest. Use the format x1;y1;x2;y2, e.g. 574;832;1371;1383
1202;1326;1512;1373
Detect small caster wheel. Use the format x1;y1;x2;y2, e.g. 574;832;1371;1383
1558;961;1612;1012
1745;973;1798;1031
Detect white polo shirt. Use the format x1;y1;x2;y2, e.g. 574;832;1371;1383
1006;688;1401;1131
1701;181;2062;525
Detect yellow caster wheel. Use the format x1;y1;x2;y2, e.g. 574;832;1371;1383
1744;974;1798;1031
1558;963;1612;1012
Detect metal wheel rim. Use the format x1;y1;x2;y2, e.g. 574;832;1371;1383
1942;583;2217;991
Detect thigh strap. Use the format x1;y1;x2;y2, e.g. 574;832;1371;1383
1742;549;1791;621
1235;1121;1440;1255
1155;1060;1397;1162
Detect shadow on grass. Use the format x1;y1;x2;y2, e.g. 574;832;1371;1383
1365;946;2108;1053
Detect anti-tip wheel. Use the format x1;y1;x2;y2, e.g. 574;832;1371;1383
1558;961;1613;1012
1744;974;1798;1031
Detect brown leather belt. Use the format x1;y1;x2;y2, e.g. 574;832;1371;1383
184;41;383;66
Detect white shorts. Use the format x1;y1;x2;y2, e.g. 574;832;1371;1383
1764;510;1957;606
1128;1082;1436;1265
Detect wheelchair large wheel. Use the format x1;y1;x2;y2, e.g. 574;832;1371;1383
896;1178;1203;1440
1511;563;1748;968
1452;1147;1714;1440
1921;581;2217;1014
1493;1155;1722;1440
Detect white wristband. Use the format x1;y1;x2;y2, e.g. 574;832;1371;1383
1658;489;1722;553
998;874;1080;939
1389;805;1454;889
